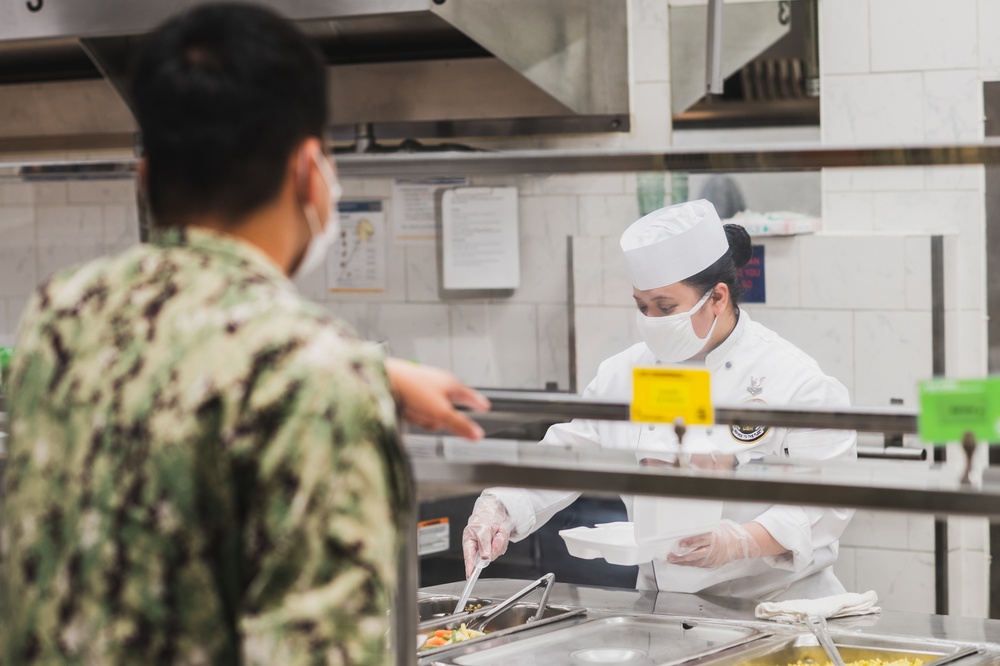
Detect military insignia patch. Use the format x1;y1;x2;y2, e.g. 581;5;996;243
731;423;770;443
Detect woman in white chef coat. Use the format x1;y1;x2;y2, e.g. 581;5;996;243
462;200;856;601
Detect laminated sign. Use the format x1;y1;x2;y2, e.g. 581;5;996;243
631;367;713;425
918;377;1000;443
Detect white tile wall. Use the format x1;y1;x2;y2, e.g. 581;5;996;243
945;310;988;378
67;180;136;204
855;548;936;614
369;303;452;370
511;195;577;305
36;205;103;241
924;165;983;192
798;235;907;311
923;69;984;143
823;167;925;193
979;0;1000;70
571;236;605;308
403;244;441;303
0;245;38;297
37;242;103;283
631;0;670;84
0;206;35;249
630;81;673;147
841;511;931;551
949;516;989;553
577;194;639;238
451;302;540;389
0;182;35;205
853;311;932;406
601;236;635;307
949;551;990;618
537;303;571;390
822;73;925;144
904;236;932;310
321;302;370;340
832;545;856;593
869;0;978;72
821;191;875;233
819;0;870;76
574;305;638;388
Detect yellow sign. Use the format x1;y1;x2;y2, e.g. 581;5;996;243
631;367;714;425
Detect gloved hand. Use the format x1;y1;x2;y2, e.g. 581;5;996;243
667;519;764;569
462;494;515;578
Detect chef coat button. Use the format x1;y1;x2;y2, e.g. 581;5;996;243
648;425;655;431
706;429;713;435
725;361;732;369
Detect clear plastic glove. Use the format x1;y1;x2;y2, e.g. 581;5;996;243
667;519;763;569
462;494;515;578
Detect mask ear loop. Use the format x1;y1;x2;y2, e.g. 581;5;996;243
297;147;325;239
295;146;312;207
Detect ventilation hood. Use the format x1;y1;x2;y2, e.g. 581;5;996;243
0;0;629;152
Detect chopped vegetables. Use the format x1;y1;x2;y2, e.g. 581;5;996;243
419;623;486;650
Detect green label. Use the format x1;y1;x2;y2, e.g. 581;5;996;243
0;346;12;393
918;377;1000;443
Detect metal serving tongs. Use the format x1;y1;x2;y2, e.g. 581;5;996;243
453;558;489;615
804;615;847;666
466;573;556;632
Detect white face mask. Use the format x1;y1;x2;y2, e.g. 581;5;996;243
635;290;718;363
292;151;343;280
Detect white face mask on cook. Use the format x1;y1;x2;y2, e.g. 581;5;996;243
635;290;718;363
292;151;343;280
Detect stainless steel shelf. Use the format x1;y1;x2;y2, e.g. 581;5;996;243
334;141;1000;176
6;140;1000;179
474;390;920;434
411;391;989;517
410;452;991;516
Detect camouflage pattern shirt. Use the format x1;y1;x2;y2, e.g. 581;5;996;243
1;227;408;665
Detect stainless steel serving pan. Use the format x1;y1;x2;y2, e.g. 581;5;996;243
417;602;587;660
442;615;771;666
697;630;981;666
417;595;493;624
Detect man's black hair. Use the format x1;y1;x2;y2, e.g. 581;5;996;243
130;3;327;225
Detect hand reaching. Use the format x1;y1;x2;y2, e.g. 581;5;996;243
384;358;490;440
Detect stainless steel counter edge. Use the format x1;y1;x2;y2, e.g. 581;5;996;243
410;457;1000;517
420;579;1000;650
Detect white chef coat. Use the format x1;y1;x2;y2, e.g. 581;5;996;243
488;310;856;602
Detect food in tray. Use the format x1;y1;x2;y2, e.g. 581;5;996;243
788;657;924;666
419;624;486;650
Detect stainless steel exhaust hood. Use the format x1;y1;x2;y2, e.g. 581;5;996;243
0;0;629;151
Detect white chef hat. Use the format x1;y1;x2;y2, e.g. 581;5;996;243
620;199;728;290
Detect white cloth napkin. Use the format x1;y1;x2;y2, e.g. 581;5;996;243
755;590;881;624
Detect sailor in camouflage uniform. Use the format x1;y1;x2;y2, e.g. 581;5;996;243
1;5;486;664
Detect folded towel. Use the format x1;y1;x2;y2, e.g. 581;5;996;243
755;590;881;624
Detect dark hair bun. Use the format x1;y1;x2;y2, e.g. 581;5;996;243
724;224;753;268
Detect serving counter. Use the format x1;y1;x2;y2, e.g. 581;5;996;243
392;392;1000;666
416;579;1000;666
